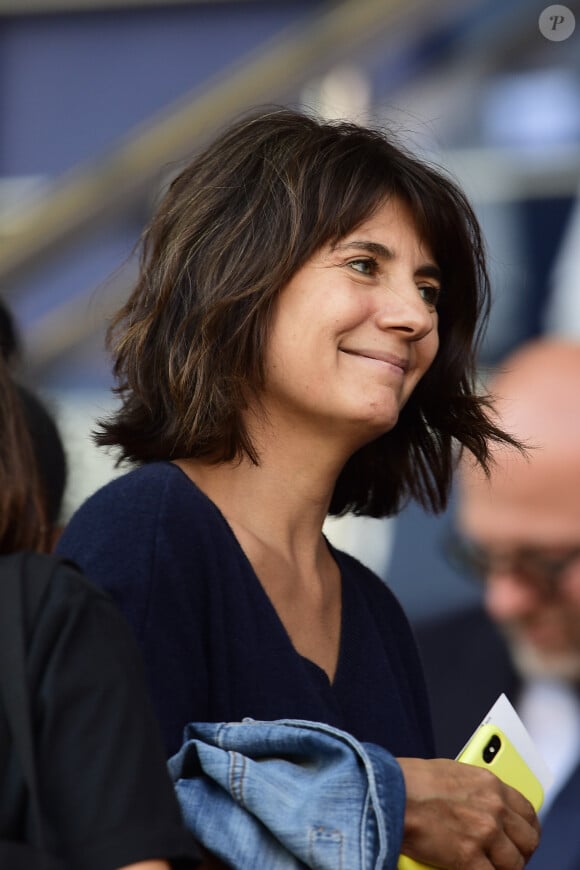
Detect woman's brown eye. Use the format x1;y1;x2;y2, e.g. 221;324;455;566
349;258;378;276
419;284;441;307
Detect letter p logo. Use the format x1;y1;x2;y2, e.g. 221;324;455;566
539;5;576;40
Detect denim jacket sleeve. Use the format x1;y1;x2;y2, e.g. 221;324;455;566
168;718;405;870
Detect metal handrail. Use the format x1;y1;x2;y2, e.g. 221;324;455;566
0;0;417;286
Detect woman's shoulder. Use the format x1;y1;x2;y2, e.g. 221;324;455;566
59;461;207;543
55;461;226;624
331;544;404;611
331;542;422;647
73;460;194;507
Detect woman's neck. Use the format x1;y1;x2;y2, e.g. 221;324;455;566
175;452;332;560
175;428;347;680
175;406;361;566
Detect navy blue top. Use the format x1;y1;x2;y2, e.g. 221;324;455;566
57;462;434;760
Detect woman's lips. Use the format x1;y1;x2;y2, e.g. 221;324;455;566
340;348;409;373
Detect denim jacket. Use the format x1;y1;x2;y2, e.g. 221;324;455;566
168;718;405;870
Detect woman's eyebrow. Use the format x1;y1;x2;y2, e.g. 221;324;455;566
417;263;442;284
334;240;442;283
333;240;393;259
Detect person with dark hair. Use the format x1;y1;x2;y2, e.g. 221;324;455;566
0;296;67;547
0;296;21;364
57;107;539;868
17;385;68;545
0;350;201;867
0;352;48;556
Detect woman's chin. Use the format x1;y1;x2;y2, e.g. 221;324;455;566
347;410;400;447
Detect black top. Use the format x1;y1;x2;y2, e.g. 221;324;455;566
0;553;199;870
57;461;435;762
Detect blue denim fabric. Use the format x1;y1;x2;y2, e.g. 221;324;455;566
168;718;405;870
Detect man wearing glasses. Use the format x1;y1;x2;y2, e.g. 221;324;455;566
415;338;580;870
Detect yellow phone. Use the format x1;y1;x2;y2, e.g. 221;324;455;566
397;724;544;870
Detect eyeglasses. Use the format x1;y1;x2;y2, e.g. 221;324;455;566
443;534;580;599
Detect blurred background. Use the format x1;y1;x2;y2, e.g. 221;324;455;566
1;0;579;619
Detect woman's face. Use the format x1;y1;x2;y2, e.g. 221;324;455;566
260;196;440;448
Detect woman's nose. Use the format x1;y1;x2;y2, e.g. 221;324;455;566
373;283;435;340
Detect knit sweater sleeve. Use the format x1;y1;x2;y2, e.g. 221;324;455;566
56;463;210;755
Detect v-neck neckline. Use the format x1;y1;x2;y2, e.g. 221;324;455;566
170;461;348;688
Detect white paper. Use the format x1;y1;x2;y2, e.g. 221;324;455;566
457;693;554;793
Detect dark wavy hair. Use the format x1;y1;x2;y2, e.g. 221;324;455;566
0;355;49;553
96;107;518;517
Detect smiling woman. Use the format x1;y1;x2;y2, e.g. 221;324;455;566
261;196;440;451
92;108;513;516
56;107;539;870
